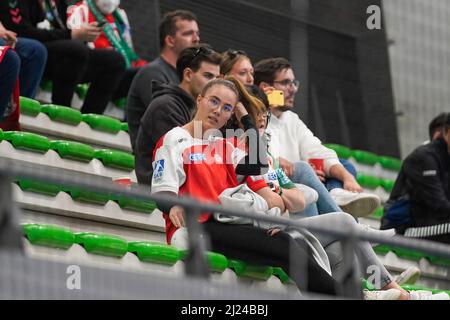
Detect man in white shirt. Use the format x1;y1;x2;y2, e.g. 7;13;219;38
254;57;380;217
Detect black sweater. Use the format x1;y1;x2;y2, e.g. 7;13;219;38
0;0;71;42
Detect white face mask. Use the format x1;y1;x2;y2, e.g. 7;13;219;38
95;0;120;15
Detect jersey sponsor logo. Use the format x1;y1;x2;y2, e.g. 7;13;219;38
267;171;278;181
153;159;165;180
423;170;437;176
189;153;206;162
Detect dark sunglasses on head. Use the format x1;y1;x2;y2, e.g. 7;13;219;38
191;46;213;61
227;49;248;59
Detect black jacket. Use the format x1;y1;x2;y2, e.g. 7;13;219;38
134;83;196;185
390;138;450;232
1;0;71;42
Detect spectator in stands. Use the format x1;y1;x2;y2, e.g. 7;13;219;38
0;43;19;127
428;112;447;142
151;78;341;296
254;57;380;218
127;9;200;151
220;49;254;85
134;44;221;185
1;0;126;115
0;21;47;99
385;113;450;244
66;0;146;104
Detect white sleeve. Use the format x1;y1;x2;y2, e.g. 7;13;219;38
151;133;187;195
295;117;341;175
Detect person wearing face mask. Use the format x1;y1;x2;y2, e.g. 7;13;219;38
67;0;146;103
0;0;126;115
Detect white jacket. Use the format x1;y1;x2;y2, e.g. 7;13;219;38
267;110;342;175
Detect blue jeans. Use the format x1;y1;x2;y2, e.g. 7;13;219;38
15;38;47;98
325;158;357;191
0;38;47;99
0;48;20;121
291;161;342;217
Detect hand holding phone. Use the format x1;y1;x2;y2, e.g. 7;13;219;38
266;90;284;107
97;20;107;28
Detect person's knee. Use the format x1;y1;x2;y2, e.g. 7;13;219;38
339;159;357;177
330;212;358;229
30;40;48;64
99;50;126;74
2;50;21;77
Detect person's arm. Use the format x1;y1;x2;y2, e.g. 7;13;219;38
404;151;450;215
255;186;286;212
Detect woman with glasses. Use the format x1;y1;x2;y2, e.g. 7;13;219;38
220;49;254;85
151;77;341;296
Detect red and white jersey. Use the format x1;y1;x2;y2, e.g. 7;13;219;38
151;127;267;244
66;1;132;49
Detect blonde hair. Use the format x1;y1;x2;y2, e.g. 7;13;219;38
220;50;251;76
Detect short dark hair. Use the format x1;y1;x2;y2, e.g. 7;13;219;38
176;44;222;81
254;57;292;85
429;112;447;140
159;10;198;48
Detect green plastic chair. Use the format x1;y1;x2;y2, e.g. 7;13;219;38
178;250;229;273
23;223;75;249
3;131;50;153
49;140;95;162
116;196;156;213
66;186;111;205
228;259;273;281
351;150;379;166
41;104;82;125
378;156;402;172
324;143;352;159
356;174;381;190
128;242;181;266
15;178;62;196
75;83;90;100
381;179;395;193
371;207;384;220
82;114;122;134
272;267;293;284
40;79;53;92
94;149;134;170
19;97;41;117
75;232;128;258
120;122;129;132
0;128;3;141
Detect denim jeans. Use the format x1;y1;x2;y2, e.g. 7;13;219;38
0;38;47;99
15;38;47;98
0;48;20;121
291;161;342;217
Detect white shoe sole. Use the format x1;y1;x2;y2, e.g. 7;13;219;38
395;267;421;285
339;197;380;218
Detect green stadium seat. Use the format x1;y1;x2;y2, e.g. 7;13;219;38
116;196;156;213
356;174;381;190
0;128;3;141
272;267;292;284
378;156;402;172
351;150;379;166
23;223;75;249
40;79;53;92
228;259;273;281
49;140;95;162
41;104;82;125
75;83;89;100
324;143;352;159
66;186;111;205
120;122;128;132
94;149;134;170
401;284;450;296
114;97;127;109
75;232;128;258
381;178;395;193
178;250;229;273
374;244;450;267
82;114;122;133
3;131;50;153
371;207;384;220
15;179;62;196
128;242;181;266
19;97;41;116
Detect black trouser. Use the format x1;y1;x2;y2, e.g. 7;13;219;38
43;39;126;114
112;67;139;101
423;234;450;244
203;220;340;296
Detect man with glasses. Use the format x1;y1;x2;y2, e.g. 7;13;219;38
126;10;200;151
134;44;222;185
254;57;380;217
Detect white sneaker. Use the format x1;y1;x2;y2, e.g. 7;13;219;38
394;266;421;285
330;188;381;217
363;288;402;300
409;290;450;300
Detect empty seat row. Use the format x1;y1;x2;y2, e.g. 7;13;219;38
374;244;450;268
15;178;155;214
23;223;291;283
1;130;134;172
